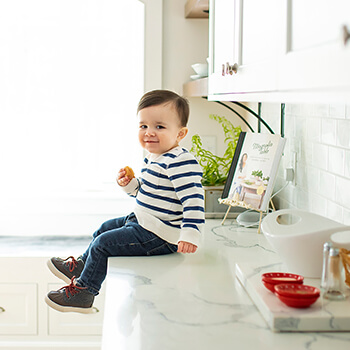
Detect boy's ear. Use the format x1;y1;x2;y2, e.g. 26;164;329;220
177;127;188;141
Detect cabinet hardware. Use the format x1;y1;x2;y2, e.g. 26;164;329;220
342;25;350;46
222;62;238;76
0;306;5;313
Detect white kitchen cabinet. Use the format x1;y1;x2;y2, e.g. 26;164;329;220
208;0;236;95
208;0;350;103
279;0;350;94
0;284;37;335
0;257;102;350
209;0;284;96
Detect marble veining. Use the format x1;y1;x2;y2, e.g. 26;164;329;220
237;262;350;332
101;220;350;350
211;222;276;253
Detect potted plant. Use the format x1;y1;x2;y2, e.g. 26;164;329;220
190;114;242;215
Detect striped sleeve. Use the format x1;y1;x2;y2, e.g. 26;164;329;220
120;157;147;197
166;151;205;245
121;177;141;197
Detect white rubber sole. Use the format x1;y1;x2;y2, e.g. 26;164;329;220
45;295;94;314
47;259;72;284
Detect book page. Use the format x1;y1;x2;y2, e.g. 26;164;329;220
225;133;285;211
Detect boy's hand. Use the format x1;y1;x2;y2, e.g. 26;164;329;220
117;168;132;187
177;241;197;254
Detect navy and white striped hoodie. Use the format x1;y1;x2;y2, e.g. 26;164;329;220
122;146;205;247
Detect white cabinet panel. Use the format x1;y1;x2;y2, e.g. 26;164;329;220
48;283;105;336
0;284;37;335
209;0;237;95
209;0;284;98
235;0;283;92
207;0;350;102
279;0;350;92
211;0;236;75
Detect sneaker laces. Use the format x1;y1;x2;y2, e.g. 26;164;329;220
64;256;78;272
60;276;87;298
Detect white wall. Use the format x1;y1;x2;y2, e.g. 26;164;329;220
162;0;248;157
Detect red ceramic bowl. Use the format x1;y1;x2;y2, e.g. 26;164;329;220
262;280;277;293
275;293;319;308
261;272;304;292
275;284;320;299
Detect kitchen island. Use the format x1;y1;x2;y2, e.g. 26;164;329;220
101;219;350;350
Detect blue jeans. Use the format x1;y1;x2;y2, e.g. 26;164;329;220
77;213;178;295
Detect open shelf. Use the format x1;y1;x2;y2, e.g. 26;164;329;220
185;0;209;18
183;77;208;97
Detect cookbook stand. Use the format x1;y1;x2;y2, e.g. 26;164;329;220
219;197;275;233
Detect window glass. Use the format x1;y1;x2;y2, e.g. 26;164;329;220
0;0;160;235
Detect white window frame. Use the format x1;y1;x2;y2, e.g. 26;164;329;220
142;0;163;92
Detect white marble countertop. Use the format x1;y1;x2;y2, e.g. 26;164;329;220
101;219;350;350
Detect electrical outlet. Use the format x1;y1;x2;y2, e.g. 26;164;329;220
284;167;294;182
291;152;297;186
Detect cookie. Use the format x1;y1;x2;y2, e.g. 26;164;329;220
124;166;135;179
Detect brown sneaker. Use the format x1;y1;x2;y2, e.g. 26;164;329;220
45;277;95;314
47;256;84;284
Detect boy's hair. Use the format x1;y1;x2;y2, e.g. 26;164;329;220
137;90;189;127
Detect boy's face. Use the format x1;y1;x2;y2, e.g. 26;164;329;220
137;102;188;154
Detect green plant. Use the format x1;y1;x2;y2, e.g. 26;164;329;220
251;170;263;179
190;114;242;186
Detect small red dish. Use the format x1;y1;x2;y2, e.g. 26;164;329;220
275;293;319;308
261;272;304;292
262;280;277;293
275;284;320;299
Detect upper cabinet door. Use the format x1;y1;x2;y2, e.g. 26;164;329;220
279;0;350;93
234;0;284;92
208;0;350;102
208;0;236;95
208;0;284;98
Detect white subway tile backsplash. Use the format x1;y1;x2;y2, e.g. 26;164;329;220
306;166;320;194
298;141;311;167
312;143;328;170
337;120;350;148
295;116;307;141
345;151;350;178
328;147;345;176
321;119;337;145
313;104;329;118
326;201;344;223
306;118;321;142
329;104;346;119
344;208;350;225
310;193;327;217
319;171;335;201
287;104;301;116
335;176;350;209
259;102;350;225
249;101;350;225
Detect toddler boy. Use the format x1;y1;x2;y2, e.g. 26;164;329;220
45;90;205;313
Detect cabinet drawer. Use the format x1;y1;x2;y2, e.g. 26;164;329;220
48;283;105;336
0;283;37;335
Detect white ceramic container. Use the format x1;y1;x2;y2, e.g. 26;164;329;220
331;230;350;250
191;63;208;77
261;209;349;278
